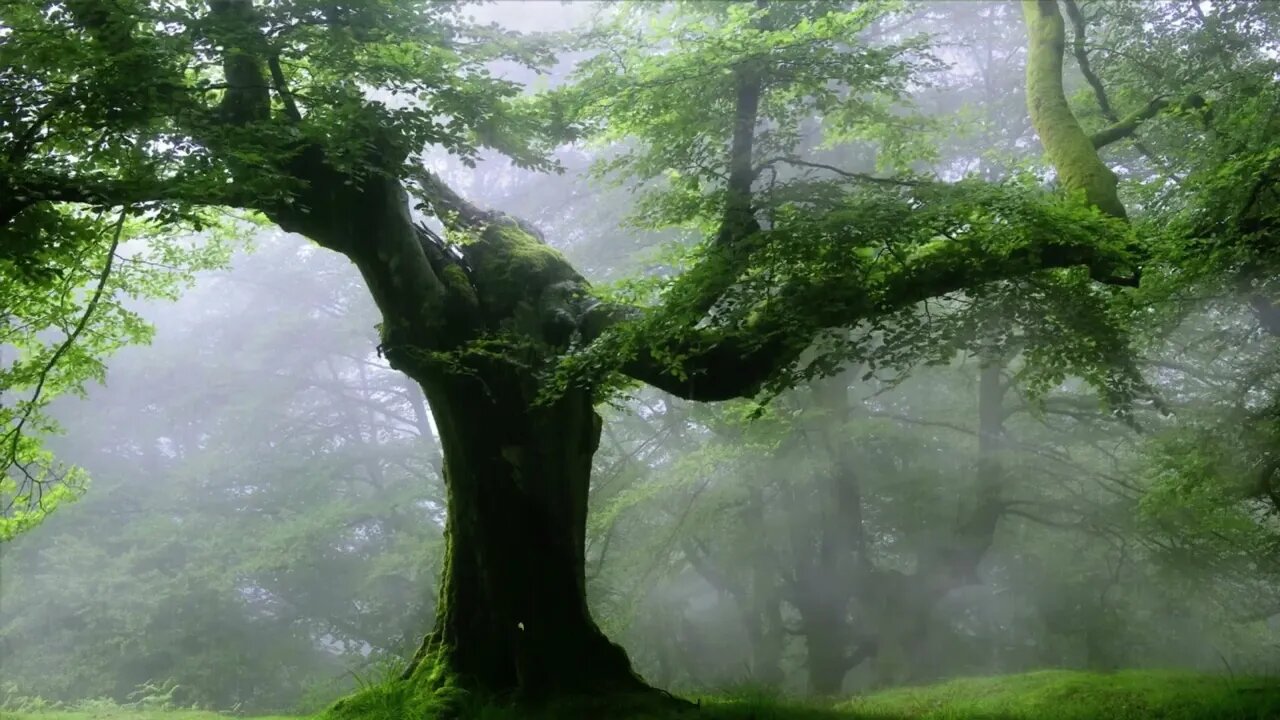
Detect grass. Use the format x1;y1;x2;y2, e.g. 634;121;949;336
3;670;1278;720
0;714;298;720
837;669;1280;719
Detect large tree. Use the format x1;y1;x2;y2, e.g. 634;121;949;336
2;0;1222;707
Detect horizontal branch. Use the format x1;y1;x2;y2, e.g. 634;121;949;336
754;156;921;186
1003;507;1084;530
10;171;245;210
1090;97;1169;149
602;218;1134;401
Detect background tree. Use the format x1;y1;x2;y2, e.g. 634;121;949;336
0;237;443;712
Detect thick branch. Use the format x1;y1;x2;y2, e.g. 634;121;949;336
209;0;272;126
14;172;248;210
0;170;254;243
409;168;527;233
1090;97;1170;149
682;539;742;602
268;55;303;122
606;317;794;401
612;223;1131;402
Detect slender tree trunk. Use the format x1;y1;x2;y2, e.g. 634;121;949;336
740;487;786;686
792;373;869;695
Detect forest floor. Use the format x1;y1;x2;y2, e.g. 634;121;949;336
4;670;1280;720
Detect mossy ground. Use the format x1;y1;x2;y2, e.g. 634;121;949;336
5;670;1278;720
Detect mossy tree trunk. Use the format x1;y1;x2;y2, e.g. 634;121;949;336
406;372;646;697
1022;0;1127;219
252;147;660;701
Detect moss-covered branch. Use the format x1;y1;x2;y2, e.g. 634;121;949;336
1090;94;1206;149
611;229;1129;402
1021;0;1127;218
1089;97;1169;148
593;186;1135;402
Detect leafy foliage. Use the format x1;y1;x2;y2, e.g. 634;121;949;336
1;210;236;539
0;239;441;712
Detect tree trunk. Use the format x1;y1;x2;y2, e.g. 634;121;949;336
803;623;851;695
262;160;665;705
739;486;786;686
745;596;786;687
400;367;650;699
1022;0;1126;219
861;571;933;688
791;373;868;695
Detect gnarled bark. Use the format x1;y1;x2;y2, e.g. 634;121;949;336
405;373;646;698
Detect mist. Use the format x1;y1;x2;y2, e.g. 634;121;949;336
2;1;1279;717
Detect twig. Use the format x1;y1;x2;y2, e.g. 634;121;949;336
2;206;128;503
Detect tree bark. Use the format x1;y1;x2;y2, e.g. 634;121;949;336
798;375;866;695
256;153;663;704
804;626;851;696
1022;0;1127;219
403;371;648;698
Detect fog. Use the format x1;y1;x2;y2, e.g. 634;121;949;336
2;0;1279;714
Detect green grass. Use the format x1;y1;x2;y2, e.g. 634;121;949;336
837;669;1280;719
3;670;1278;720
0;714;298;720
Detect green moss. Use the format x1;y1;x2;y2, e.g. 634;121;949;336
467;223;582;321
3;707;296;712
321;656;481;720
334;670;1277;720
9;671;1278;720
1021;0;1127;219
441;264;479;307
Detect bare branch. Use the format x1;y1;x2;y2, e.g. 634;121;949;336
268;54;303;122
1062;0;1118;122
754;156;922;186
